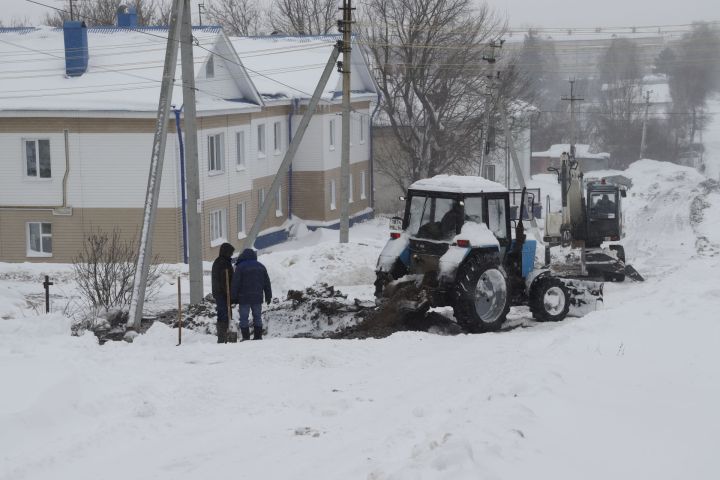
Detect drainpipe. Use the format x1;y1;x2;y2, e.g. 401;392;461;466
173;106;189;264
369;93;381;210
288;98;299;219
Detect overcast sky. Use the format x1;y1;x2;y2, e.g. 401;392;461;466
2;0;719;29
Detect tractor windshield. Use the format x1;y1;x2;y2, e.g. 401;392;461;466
407;195;461;241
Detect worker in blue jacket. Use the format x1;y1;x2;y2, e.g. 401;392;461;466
230;248;272;340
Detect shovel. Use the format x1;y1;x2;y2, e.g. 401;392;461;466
226;270;238;343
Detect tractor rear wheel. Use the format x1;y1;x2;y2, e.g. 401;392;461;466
529;275;570;322
453;254;510;333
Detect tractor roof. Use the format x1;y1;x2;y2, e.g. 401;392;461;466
409;175;508;194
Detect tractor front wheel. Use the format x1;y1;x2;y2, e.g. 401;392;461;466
529;275;570;322
453;254;510;333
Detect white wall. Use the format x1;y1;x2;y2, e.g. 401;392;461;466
290;107;371;172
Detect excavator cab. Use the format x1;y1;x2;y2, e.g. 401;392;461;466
585;182;625;248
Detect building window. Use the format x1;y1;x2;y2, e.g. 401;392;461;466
359;116;366;144
208;133;224;173
275;187;283;217
237;202;246;237
209;209;227;246
206;55;214;78
330;179;336;210
235;131;246;169
360;170;367;200
329;119;336;149
348;173;354;203
483;164;496;182
257;124;266;157
258;188;265;207
24;139;51;179
27;222;52;257
273;121;282;153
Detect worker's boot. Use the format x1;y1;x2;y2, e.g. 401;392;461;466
240;327;251;341
253;326;263;340
217;321;228;343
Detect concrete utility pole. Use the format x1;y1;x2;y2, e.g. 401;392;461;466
501;100;538;230
639;89;652;159
243;45;343;250
180;0;204;304
128;0;184;331
338;0;354;243
478;40;503;177
561;78;584;157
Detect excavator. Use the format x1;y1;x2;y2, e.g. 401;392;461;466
543;151;644;282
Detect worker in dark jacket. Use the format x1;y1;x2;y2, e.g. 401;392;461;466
211;242;235;343
230;248;272;340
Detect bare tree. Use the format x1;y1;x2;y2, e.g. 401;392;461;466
589;38;644;167
268;0;336;35
44;0;170;27
362;0;508;191
206;0;265;36
668;22;720;145
73;228;162;314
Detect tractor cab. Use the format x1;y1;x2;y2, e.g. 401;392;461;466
585;180;626;248
400;177;512;278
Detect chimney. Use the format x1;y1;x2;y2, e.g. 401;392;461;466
117;5;138;28
63;21;89;77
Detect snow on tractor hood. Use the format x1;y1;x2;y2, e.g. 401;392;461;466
409;175;508;194
453;222;500;248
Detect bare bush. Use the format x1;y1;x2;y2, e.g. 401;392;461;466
72;228;162;314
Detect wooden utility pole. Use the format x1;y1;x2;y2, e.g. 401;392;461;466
339;0;353;243
561;78;584;157
180;0;204;304
128;0;184;331
639;89;652;159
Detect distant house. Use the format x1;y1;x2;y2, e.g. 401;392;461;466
0;20;378;263
531;144;610;175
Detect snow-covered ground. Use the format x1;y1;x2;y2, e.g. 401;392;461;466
2;160;720;479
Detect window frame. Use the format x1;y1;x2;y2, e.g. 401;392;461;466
328;118;336;150
26;221;53;257
257;123;266;158
273;121;282;154
237;201;246;238
23;138;52;180
360;170;367;200
235;130;246;170
330;179;337;210
207;132;224;174
483;164;496;182
275;187;283;217
359;116;366;144
209;208;227;247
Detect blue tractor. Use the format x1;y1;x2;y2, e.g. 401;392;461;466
374;175;603;332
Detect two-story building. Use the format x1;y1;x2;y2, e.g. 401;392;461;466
0;18;378;263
